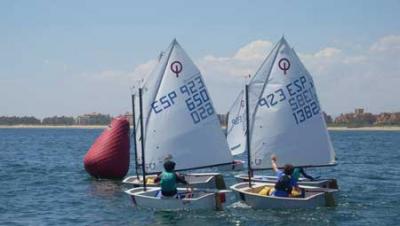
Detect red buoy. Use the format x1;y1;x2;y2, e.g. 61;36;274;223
83;117;130;179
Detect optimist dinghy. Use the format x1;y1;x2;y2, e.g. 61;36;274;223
227;83;337;188
231;182;337;209
229;37;338;209
126;187;227;211
234;174;338;189
125;39;234;210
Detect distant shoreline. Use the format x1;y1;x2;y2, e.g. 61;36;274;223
327;126;400;131
1;125;400;131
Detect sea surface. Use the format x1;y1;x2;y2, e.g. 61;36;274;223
1;129;399;225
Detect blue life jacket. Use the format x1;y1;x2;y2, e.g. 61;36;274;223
274;174;292;197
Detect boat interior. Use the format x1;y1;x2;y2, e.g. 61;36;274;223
127;187;215;201
124;173;227;189
239;183;325;199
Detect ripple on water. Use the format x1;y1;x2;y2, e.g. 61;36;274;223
1;129;400;225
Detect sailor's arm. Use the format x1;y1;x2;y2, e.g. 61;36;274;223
271;154;279;172
300;168;315;181
175;173;188;185
154;173;161;183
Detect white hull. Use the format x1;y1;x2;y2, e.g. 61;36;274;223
123;173;226;189
125;187;224;210
230;182;338;209
235;174;338;189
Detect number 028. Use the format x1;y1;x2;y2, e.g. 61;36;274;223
190;102;214;124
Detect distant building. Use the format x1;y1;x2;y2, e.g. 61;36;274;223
334;108;376;127
75;113;112;125
354;108;364;115
374;112;400;125
322;112;333;124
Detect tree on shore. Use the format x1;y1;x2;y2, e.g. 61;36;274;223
0;116;41;125
42;116;74;125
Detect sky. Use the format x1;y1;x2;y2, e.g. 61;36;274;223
1;0;400;118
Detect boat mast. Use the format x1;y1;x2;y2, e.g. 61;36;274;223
131;94;140;180
139;88;147;191
245;84;252;188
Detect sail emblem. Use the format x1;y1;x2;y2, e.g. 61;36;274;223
170;61;183;77
278;58;290;75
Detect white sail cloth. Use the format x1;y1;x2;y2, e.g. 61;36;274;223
246;38;336;169
137;40;233;173
226;42;281;157
227;38;335;169
226;90;247;155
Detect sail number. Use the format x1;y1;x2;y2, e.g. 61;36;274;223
150;75;215;124
231;116;243;125
258;75;321;125
151;91;178;114
180;76;215;124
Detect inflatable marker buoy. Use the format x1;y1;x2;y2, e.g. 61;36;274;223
83;116;130;179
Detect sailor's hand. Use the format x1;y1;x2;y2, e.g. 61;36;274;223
271;154;277;162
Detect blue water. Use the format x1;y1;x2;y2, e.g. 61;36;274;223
1;129;400;225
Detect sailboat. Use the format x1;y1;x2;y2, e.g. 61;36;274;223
226;90;247;156
123;92;227;189
230;37;338;208
228;88;337;188
123;39;244;189
124;39;234;210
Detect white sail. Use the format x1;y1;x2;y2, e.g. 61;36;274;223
226;90;247;155
135;49;170;164
248;37;336;169
226;45;280;156
140;39;233;173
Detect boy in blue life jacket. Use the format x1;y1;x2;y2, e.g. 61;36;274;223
154;160;189;197
271;155;294;197
271;155;313;197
